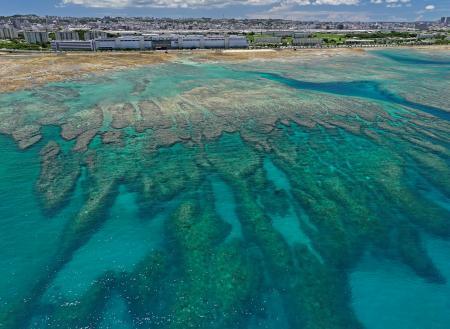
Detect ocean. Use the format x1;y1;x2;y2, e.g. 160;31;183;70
0;48;449;329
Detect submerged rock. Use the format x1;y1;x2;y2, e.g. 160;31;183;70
36;141;80;214
72;128;98;152
110;103;136;129
61;106;103;140
101;130;124;146
11;124;42;149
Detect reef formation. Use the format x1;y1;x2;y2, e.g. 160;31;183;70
0;48;449;329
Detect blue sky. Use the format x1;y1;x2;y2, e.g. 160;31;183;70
1;0;449;21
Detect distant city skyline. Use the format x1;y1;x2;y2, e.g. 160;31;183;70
0;0;449;22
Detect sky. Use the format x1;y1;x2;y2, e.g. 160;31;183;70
1;0;449;21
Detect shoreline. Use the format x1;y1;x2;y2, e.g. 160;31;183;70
0;45;448;94
1;43;449;55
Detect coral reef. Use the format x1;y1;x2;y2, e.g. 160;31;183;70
0;48;449;329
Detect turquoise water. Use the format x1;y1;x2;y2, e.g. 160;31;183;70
256;72;450;121
0;49;449;329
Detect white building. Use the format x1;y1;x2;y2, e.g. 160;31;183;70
253;36;282;45
24;31;49;44
51;40;95;51
181;35;204;49
344;39;375;45
204;35;226;48
294;32;312;38
50;33;248;52
95;38;117;50
146;34;175;49
0;26;19;39
293;38;323;46
55;31;80;41
94;37;152;50
417;33;436;39
273;31;293;37
116;36;145;49
227;35;248;48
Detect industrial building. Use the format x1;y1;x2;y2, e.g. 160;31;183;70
24;31;49;44
0;26;19;39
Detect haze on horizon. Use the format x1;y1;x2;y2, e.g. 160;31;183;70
1;0;449;22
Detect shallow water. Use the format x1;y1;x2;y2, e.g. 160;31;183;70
0;49;449;329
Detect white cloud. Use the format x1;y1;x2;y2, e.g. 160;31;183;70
424;4;435;10
61;0;278;8
375;0;411;8
61;0;360;8
250;3;369;20
313;0;359;5
281;0;359;5
61;0;125;8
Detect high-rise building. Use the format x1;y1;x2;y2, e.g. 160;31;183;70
440;17;450;25
24;31;49;44
55;31;80;41
83;30;108;40
12;19;22;29
0;26;19;39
